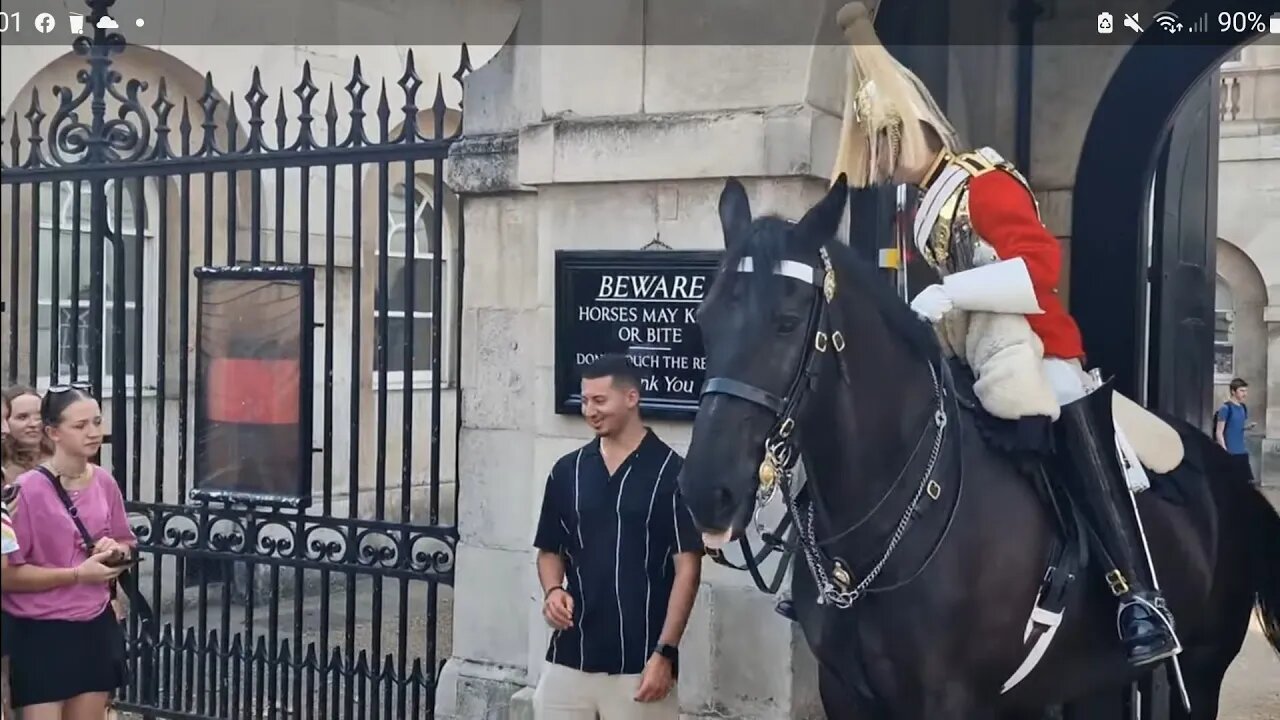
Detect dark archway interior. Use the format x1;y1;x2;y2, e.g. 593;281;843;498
1071;0;1263;419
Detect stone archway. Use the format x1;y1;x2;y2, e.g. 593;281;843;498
1215;238;1268;422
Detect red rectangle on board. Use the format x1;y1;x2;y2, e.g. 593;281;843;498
206;358;301;425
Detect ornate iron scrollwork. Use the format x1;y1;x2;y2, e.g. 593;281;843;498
2;0;476;170
128;503;459;583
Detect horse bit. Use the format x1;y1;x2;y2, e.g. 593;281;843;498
699;245;952;609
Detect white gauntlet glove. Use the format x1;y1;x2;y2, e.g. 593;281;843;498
909;284;954;323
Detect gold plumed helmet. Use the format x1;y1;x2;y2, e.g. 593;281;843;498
830;1;959;187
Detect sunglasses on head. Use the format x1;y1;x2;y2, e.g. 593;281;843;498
46;382;94;394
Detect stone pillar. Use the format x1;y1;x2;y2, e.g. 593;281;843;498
1262;306;1280;487
434;7;841;718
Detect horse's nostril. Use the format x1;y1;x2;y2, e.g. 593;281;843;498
714;486;736;511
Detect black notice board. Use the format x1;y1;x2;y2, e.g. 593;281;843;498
554;250;723;420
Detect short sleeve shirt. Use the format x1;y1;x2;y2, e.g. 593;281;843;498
1218;402;1248;456
533;429;703;675
2;465;137;621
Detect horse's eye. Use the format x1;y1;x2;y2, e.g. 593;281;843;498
776;315;801;333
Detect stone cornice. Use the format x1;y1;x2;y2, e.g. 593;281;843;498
517;104;836;186
445;104;840;195
446;132;526;195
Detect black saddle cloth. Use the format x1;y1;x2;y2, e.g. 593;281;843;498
946;357;1194;507
946;357;1056;461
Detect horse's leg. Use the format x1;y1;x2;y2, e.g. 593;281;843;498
900;690;988;720
1168;648;1235;720
993;707;1064;717
818;664;885;720
997;709;1063;720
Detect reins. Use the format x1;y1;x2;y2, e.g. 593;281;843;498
700;243;966;608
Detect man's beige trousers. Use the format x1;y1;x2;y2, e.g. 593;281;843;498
533;662;679;720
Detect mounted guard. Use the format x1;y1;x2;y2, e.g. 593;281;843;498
828;1;1180;668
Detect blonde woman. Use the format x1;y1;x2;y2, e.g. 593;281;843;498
2;386;52;720
2;385;135;720
1;387;51;485
2;391;23;720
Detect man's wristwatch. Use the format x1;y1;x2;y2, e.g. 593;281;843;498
653;643;679;676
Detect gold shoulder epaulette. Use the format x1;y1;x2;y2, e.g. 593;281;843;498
951;151;999;177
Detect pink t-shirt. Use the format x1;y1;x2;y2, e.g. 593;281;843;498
2;465;136;621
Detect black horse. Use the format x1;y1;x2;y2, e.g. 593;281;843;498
677;176;1280;719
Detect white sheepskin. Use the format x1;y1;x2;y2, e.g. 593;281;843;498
934;309;1184;474
934;309;1061;422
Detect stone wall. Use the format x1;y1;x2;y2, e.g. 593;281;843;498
435;4;851;713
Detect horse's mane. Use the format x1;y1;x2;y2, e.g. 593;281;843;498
715;214;941;365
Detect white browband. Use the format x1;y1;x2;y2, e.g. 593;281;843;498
735;257;820;285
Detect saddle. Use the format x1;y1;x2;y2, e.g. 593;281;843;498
945;357;1186;475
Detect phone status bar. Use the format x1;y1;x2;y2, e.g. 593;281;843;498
1;9;146;37
1096;10;1278;37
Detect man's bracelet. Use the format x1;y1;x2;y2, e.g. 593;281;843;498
543;586;566;600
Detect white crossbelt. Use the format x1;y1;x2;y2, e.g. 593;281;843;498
913;147;1008;260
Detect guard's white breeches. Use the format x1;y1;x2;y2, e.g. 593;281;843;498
1042;358;1151;493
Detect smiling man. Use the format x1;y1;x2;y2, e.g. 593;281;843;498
531;353;703;720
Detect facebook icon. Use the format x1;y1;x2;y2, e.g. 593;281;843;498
34;12;57;33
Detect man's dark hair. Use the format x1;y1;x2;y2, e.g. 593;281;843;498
581;353;642;394
1229;378;1248;393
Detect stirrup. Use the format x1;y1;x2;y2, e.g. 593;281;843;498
1117;595;1182;666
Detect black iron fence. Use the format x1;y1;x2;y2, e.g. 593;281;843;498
1;1;470;717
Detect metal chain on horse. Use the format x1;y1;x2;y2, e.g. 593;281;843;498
786;362;950;608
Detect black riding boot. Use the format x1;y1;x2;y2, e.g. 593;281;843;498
1054;382;1181;668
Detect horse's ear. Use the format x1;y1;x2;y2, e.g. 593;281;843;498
718;178;751;249
794;174;848;249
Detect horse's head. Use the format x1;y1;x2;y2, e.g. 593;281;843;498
679;176;849;547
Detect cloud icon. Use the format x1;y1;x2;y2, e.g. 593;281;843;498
96;15;119;29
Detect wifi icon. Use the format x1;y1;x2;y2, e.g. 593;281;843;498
1153;11;1183;32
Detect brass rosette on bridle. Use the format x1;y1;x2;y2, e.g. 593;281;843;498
758;419;796;502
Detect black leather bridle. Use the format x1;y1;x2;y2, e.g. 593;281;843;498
698;247;849;593
698;245;964;614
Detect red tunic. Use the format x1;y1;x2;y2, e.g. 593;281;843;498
966;170;1085;361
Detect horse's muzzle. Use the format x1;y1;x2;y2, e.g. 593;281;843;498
702;529;734;550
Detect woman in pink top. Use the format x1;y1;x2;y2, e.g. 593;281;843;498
0;385;136;719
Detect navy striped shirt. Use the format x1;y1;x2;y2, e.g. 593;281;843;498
534;429;703;675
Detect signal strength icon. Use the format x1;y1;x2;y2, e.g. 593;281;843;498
1153;11;1183;32
1185;13;1209;33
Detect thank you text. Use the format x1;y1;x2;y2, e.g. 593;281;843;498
554;250;721;419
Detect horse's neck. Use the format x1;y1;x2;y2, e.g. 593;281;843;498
800;308;941;536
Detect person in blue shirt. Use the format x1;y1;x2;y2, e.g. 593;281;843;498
1215;378;1257;484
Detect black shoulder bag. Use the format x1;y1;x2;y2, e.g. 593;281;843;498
34;466;157;644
